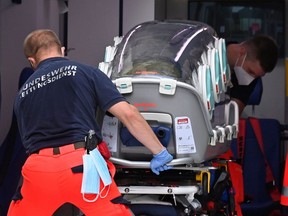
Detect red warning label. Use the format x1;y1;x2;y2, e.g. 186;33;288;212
177;118;189;124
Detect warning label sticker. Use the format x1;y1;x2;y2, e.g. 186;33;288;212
174;116;196;154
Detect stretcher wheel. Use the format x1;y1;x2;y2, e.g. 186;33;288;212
202;172;209;196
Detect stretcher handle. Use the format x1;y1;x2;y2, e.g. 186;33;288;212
109;157;194;168
224;100;239;137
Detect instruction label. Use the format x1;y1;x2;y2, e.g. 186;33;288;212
101;115;119;152
174;116;196;154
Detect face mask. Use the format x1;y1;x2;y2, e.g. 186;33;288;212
234;54;255;85
81;154;100;202
89;148;112;198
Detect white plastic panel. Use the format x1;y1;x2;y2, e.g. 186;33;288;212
115;77;133;94
141;112;172;125
159;78;177;95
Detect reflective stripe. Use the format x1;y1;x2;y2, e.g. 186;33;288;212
282;186;288;196
282;154;288;205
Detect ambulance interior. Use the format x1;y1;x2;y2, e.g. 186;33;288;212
0;1;287;216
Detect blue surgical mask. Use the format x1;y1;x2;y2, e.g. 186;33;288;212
234;54;255;85
89;148;112;198
81;154;100;202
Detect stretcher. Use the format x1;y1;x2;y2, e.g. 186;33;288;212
98;20;239;215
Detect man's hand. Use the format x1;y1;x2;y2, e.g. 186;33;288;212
150;148;173;175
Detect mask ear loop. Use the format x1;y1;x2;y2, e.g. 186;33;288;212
240;53;247;67
235;57;240;66
100;184;111;198
82;193;99;203
235;53;247;67
82;184;110;201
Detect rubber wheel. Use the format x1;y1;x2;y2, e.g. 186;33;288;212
202;172;209;196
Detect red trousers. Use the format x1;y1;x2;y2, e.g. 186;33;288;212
281;154;288;206
7;144;132;216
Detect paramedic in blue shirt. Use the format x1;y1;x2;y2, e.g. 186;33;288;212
8;29;173;216
226;35;278;114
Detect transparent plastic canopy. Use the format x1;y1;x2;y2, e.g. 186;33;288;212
110;20;218;83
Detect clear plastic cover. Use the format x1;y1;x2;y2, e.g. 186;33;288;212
110;20;218;84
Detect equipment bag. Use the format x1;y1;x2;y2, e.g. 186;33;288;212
231;117;281;216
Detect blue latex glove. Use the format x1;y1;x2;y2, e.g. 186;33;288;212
150;148;173;175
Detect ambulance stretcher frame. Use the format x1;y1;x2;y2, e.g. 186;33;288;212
99;76;239;215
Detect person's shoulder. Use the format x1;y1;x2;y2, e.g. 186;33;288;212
70;60;110;79
67;60;100;72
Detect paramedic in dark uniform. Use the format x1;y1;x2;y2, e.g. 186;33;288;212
8;29;173;216
222;35;278;216
226;35;278;114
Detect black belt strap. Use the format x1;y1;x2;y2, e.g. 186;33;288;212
54;142;86;155
35;142;86;155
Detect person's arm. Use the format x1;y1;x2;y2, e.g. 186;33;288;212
108;101;165;154
108;101;173;175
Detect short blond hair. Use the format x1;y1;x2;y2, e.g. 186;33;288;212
23;29;62;58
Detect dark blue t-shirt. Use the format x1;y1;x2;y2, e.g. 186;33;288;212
229;71;258;105
14;57;126;154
